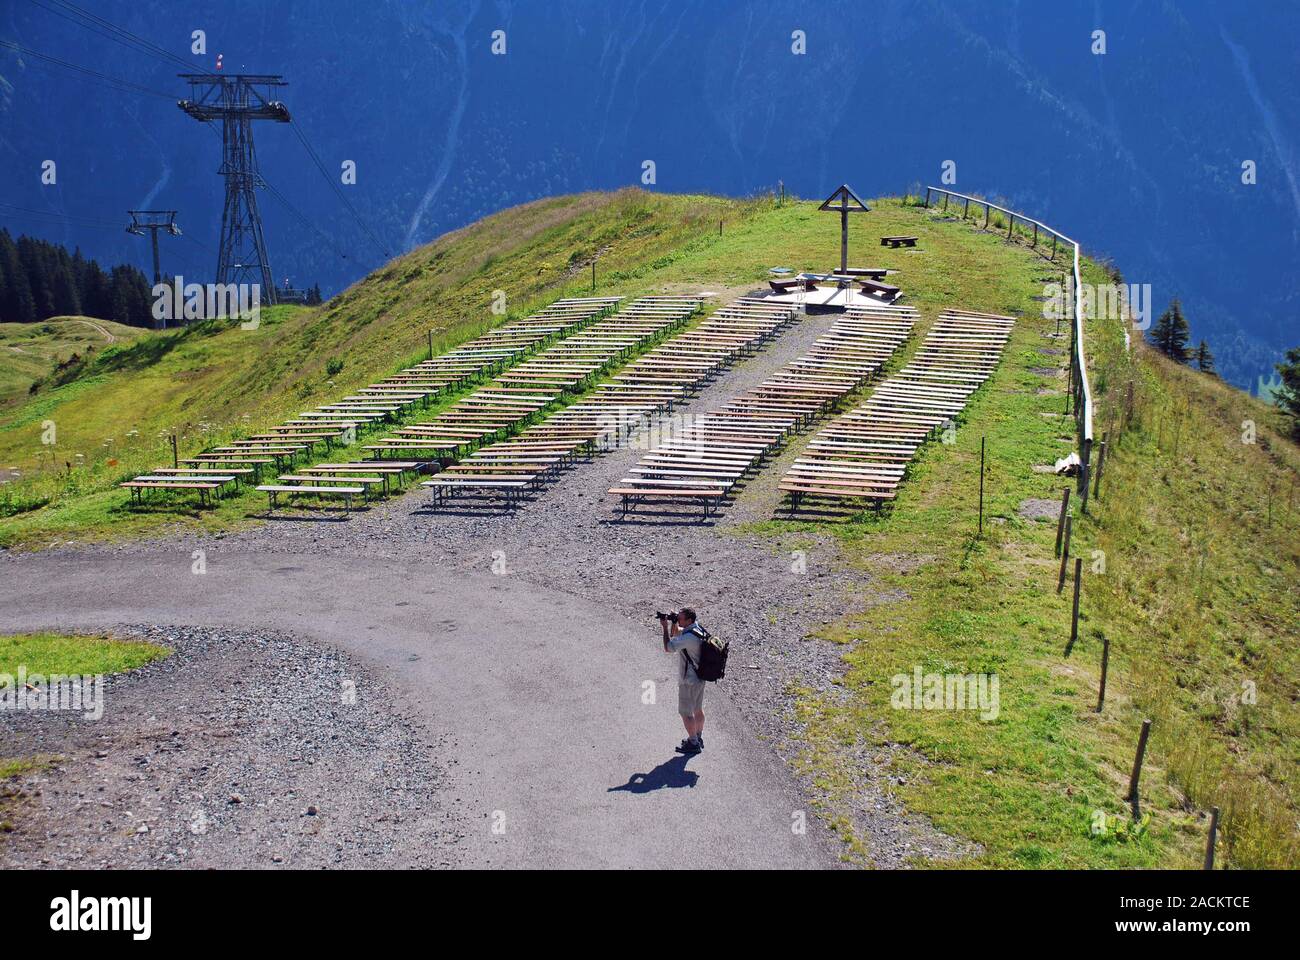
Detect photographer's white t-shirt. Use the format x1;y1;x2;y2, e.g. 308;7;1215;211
667;624;706;684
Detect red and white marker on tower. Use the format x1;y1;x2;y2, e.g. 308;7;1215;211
215;53;223;71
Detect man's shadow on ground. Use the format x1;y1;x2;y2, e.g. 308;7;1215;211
608;753;698;794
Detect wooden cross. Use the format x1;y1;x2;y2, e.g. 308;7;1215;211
818;184;870;274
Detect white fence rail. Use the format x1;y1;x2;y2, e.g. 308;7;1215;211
923;186;1095;511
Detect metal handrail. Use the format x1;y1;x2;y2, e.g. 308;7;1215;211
923;186;1094;509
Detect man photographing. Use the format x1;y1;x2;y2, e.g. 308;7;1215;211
658;607;708;755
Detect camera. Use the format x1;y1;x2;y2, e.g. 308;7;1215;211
656;611;679;624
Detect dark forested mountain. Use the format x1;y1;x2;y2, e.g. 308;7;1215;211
0;0;1296;389
0;229;152;326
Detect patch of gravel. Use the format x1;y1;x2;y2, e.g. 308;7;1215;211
1018;498;1063;522
0;625;462;869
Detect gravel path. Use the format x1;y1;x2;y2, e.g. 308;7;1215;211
1;306;968;868
1;625;459;869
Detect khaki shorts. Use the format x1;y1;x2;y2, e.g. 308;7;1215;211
677;680;706;717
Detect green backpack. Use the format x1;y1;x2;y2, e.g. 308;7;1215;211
682;625;729;682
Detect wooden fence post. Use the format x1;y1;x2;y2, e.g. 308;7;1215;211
1204;806;1220;870
1096;633;1110;712
428;330;433;362
1057;515;1072;593
171;433;178;469
1055;515;1076;590
1055;487;1071;557
1080;437;1093;515
978;437;985;536
1065;558;1083;655
1127;719;1153;820
1093;436;1107;500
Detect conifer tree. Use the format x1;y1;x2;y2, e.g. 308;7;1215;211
1149;298;1191;362
1275;346;1300;438
1193;340;1216;375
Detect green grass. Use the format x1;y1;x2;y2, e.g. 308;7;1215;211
0;634;167;832
0;317;146;408
1082;296;1300;869
0;632;171;676
0;757;50;779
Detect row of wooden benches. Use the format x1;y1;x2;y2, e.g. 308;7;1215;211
779;308;1016;510
360;298;703;473
421;297;802;509
608;303;920;518
236;296;702;511
118;297;622;505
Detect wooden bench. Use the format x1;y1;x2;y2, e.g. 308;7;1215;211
303;463;415;493
121;480;223;507
859;278;902;302
780;480;896;513
769;278;817;294
256;484;365;511
422;476;531;510
149;467;252;486
608;486;727;520
275;475;385;501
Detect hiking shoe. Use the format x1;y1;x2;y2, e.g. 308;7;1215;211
676;738;702;755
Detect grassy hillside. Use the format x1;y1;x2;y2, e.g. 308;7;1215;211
0;189;1294;870
0;190;753;543
0;190;1047;546
1084;312;1299;868
767;220;1298;869
0;317;147;408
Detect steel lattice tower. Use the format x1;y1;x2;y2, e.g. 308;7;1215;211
178;75;290;304
126;210;181;328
